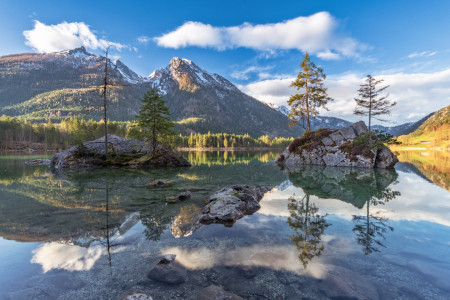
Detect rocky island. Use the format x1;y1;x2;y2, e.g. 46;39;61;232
276;121;398;168
50;135;191;168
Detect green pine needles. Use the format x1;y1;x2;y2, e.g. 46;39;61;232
129;89;175;157
288;52;333;131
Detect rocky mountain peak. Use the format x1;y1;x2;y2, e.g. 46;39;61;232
149;57;239;95
54;46;94;58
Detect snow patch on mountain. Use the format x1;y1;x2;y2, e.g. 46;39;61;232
265;103;290;116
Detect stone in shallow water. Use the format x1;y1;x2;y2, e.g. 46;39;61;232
199;184;272;226
25;159;51;165
407;260;450;291
117;290;153;300
176;191;191;200
236;260;259;279
147;254;187;284
306;264;379;300
146;180;174;188
7;288;36;300
199;285;244;300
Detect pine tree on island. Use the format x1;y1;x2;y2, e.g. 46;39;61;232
354;75;396;132
129;89;175;158
287;53;334;132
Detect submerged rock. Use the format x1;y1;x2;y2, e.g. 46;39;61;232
199;285;244;300
25;159;51;165
276;121;398;169
117;290;153;300
307;264;379;300
407;260;450;291
146;254;187;284
146;180;174;188
50;135;191;169
199;184;272;226
165;191;192;203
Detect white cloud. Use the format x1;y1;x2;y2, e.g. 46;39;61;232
154;12;365;59
408;51;438;58
231;66;273;80
23;21;125;53
133;47;138;52
137;35;152;44
238;69;450;124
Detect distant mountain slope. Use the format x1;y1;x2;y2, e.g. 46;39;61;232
405;106;449;136
396;112;435;136
0;48;300;137
0;47;151;121
265;103;417;135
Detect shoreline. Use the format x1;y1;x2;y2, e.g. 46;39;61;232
390;146;450;151
177;147;284;151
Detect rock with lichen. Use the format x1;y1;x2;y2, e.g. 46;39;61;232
50;134;191;169
276;121;398;169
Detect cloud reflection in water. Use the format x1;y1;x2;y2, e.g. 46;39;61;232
31;243;103;273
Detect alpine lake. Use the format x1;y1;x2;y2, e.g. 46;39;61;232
1;150;450;300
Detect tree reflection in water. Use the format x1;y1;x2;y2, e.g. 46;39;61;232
287;194;331;268
352;187;400;255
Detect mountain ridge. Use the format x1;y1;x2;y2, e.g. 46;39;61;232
0;47;299;137
0;46;436;138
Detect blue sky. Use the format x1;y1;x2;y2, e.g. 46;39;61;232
1;0;450;124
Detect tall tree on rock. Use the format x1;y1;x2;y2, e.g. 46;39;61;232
354;75;396;132
129;89;175;158
288;53;333;131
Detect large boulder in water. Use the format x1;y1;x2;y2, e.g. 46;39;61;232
276;121;398;169
199;184;272;226
146;254;187;284
50;135;191;168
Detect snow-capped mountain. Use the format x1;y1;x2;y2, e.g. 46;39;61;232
265;102;422;136
265;103;290;116
144;57;299;137
372;123;414;136
49;47;150;84
149;57;239;95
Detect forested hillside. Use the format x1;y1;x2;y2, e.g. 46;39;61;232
397;104;450;147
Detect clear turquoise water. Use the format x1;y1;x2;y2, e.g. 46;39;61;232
0;151;449;300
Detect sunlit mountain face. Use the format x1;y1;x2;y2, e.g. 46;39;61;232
1;150;450;299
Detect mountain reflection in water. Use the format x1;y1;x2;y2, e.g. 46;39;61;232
1;151;450;300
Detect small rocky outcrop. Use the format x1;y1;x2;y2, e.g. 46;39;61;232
276;121;398;168
146;254;187;284
199;185;272;226
50;135;191;169
199;285;244;300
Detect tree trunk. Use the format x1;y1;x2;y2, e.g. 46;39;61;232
104;54;108;158
152;122;156;158
305;81;310;131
